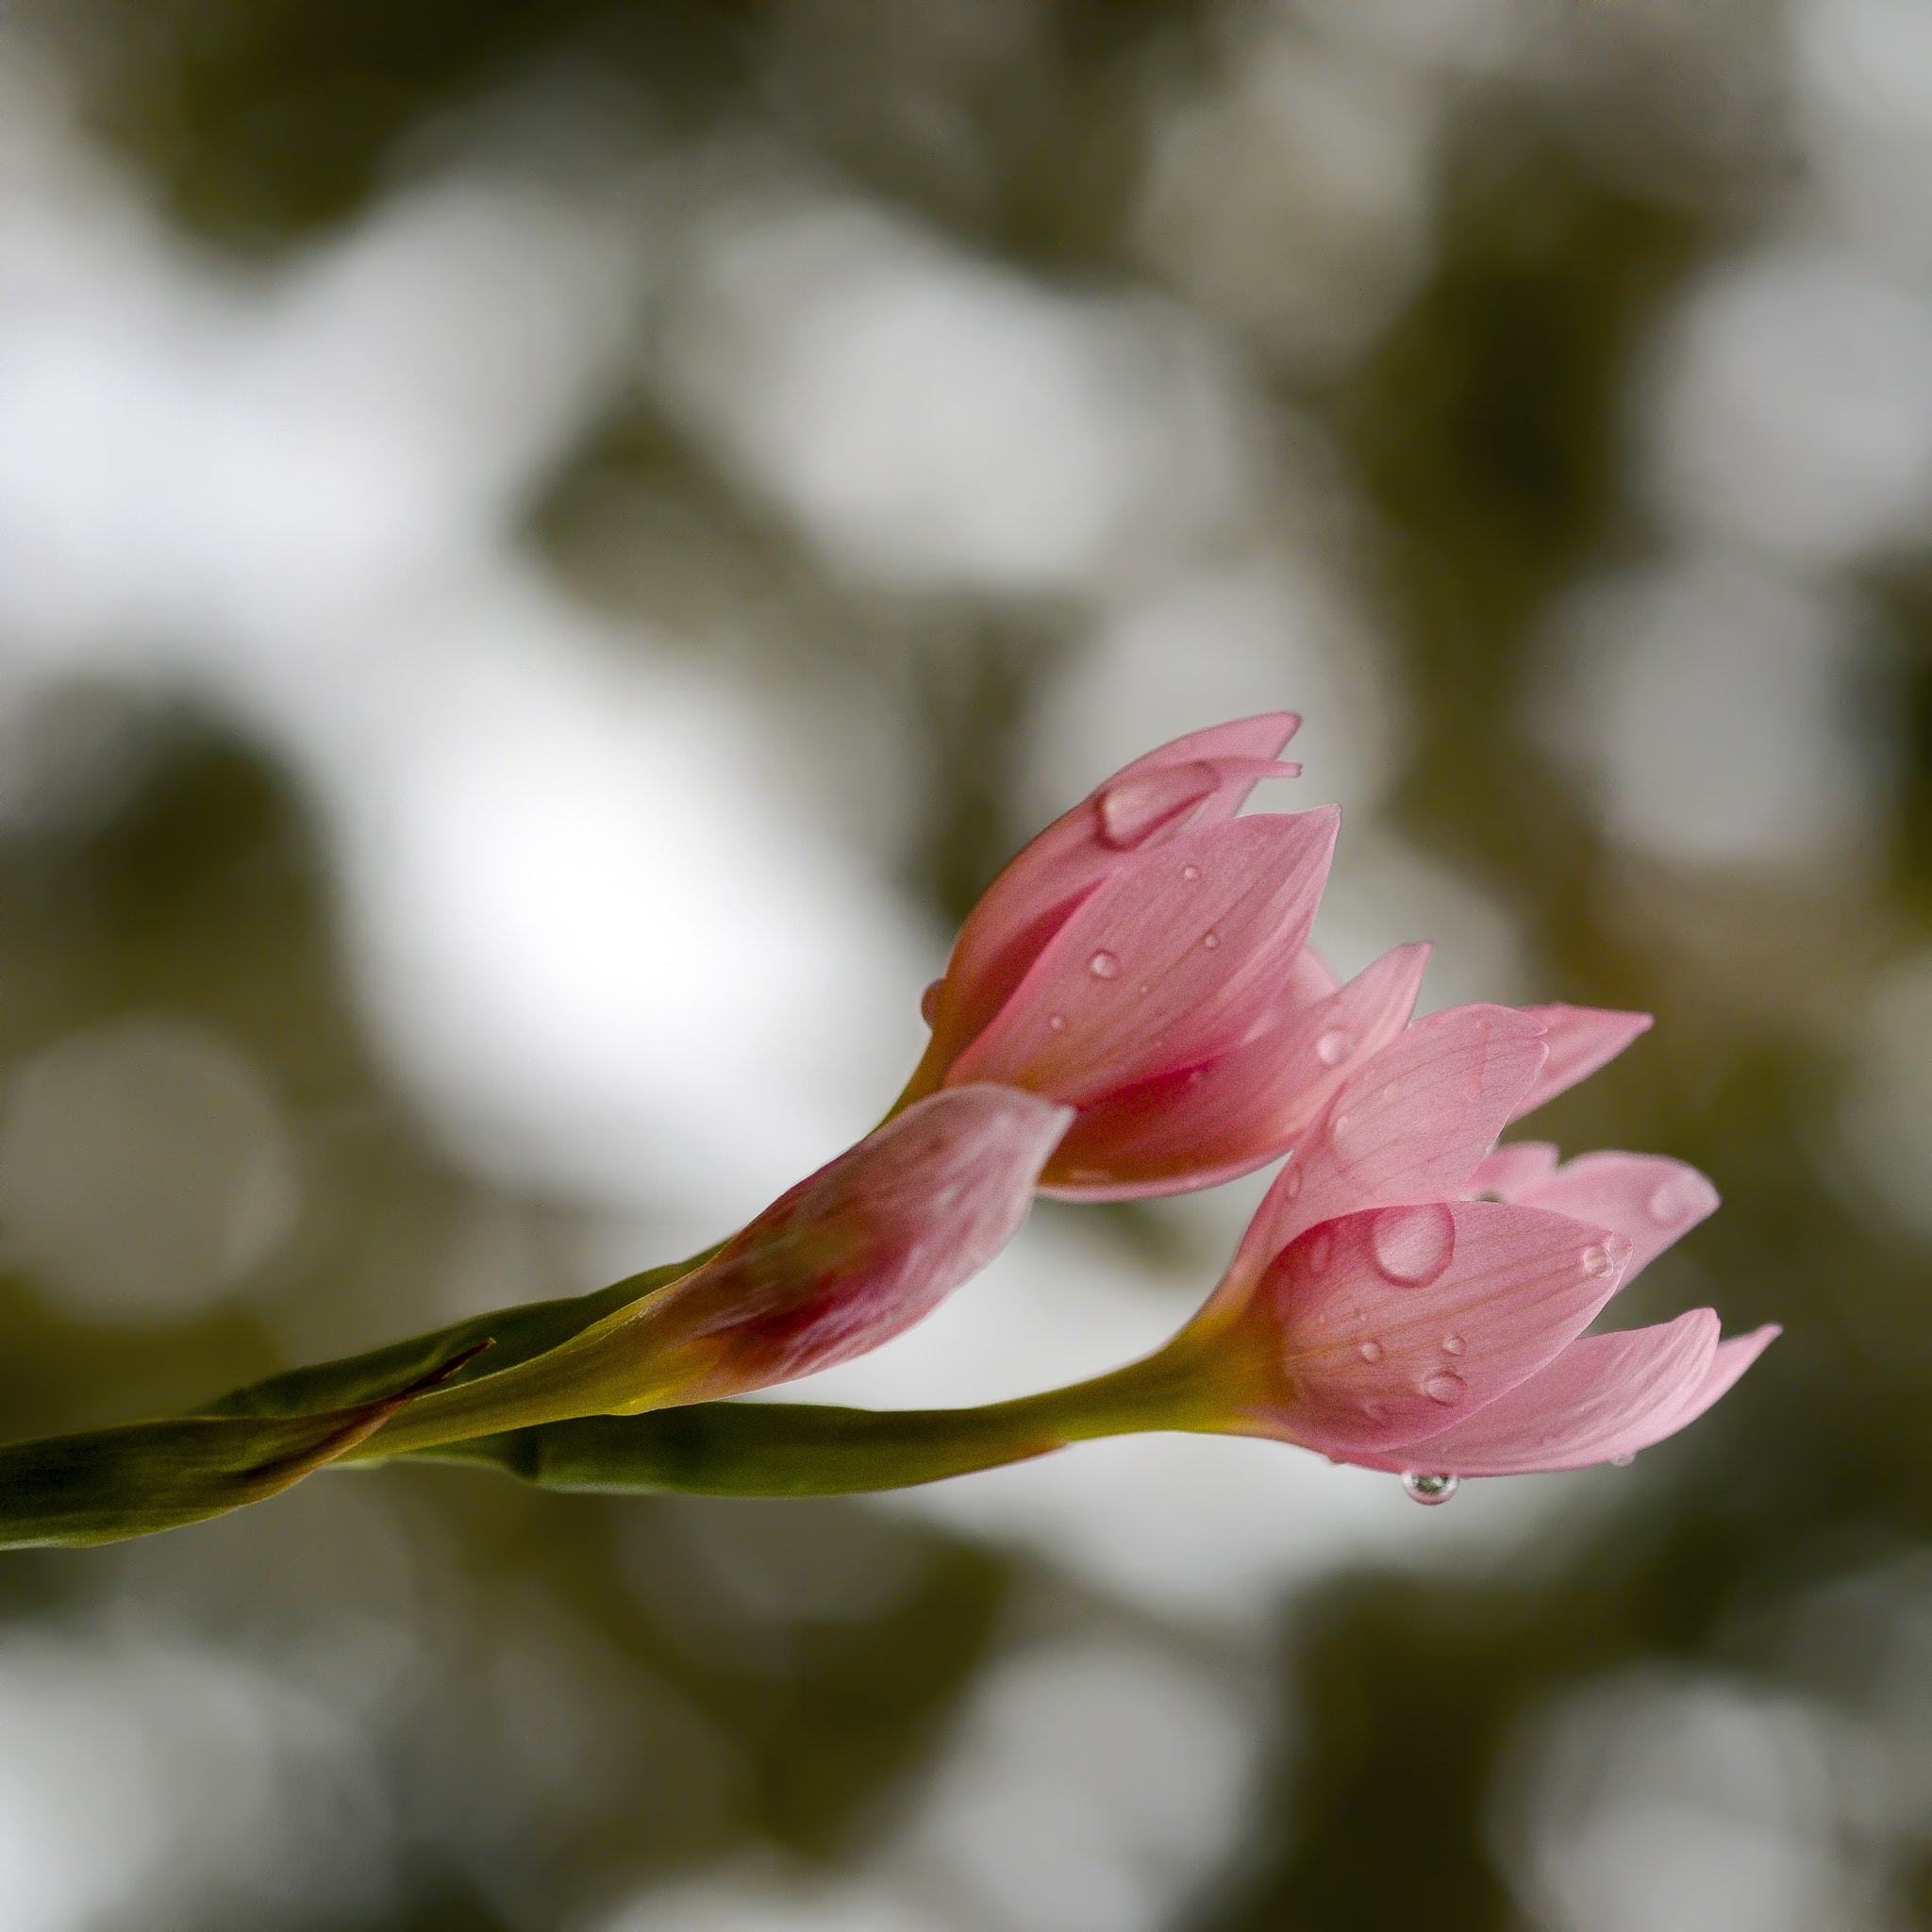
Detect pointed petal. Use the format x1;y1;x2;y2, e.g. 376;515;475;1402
952;808;1340;1104
1286;944;1341;1003
1249;1200;1633;1457
1348;1310;1722;1474
1661;1323;1780;1432
1229;1004;1547;1286
923;722;1300;1072
1510;1005;1653;1119
632;1086;1073;1400
1501;1152;1719;1282
1038;944;1428;1200
1468;1141;1561;1197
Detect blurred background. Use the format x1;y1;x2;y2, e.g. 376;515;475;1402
0;0;1923;1925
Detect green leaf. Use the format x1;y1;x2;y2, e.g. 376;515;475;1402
400;1398;1072;1497
0;1341;494;1549
198;1254;708;1420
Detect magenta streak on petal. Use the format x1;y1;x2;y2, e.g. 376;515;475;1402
1038;943;1428;1201
1509;1005;1654;1121
1346;1309;1722;1474
1223;1004;1547;1299
1500;1151;1719;1285
1248;1201;1632;1457
951;808;1340;1106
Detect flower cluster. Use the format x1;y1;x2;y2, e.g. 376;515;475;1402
555;710;1774;1497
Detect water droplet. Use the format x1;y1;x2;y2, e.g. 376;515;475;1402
1202;931;1220;950
1361;1399;1389;1423
920;978;943;1026
1181;864;1200;881
1306;1228;1333;1275
1138;983;1151;995
1441;1335;1465;1356
1316;1030;1354;1067
1581;1243;1617;1278
1648;1177;1693;1224
1610;1453;1635;1468
1380;1083;1400;1103
1403;1472;1461;1507
1282;1162;1304;1200
1358;1340;1385;1364
1094;763;1221;849
1047;1013;1067;1032
1421;1370;1468;1406
1088;950;1122;980
1370;1202;1457;1288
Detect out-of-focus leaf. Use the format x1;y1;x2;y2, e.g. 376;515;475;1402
402;1399;1069;1496
199;1256;707;1419
0;1341;494;1548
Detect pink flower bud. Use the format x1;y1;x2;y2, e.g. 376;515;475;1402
612;1085;1072;1407
901;715;1424;1198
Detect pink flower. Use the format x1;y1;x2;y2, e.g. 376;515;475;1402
897;714;1426;1198
1151;1004;1776;1481
602;1084;1074;1408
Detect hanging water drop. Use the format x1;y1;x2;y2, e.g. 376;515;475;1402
1610;1453;1635;1468
920;979;943;1026
1088;950;1122;979
1421;1370;1468;1406
1581;1243;1617;1278
1402;1472;1460;1507
1315;1030;1353;1067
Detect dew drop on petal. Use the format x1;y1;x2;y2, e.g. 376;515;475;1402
1358;1340;1385;1364
1581;1243;1617;1278
1202;931;1220;950
1282;1162;1304;1201
1370;1202;1457;1288
1648;1178;1692;1224
1403;1472;1461;1506
1421;1370;1468;1406
1088;950;1122;980
1181;864;1200;881
1360;1399;1389;1423
1094;763;1222;850
1306;1228;1333;1275
1316;1030;1354;1067
1047;1013;1067;1032
1380;1083;1400;1103
1441;1334;1465;1356
920;978;943;1026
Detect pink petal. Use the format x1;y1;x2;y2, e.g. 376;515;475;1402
1347;1310;1722;1474
633;1086;1072;1400
1510;1005;1653;1120
1658;1323;1780;1435
1037;943;1428;1201
918;724;1299;1079
1286;944;1341;1004
951;808;1340;1105
1468;1142;1560;1197
1500;1151;1719;1282
1228;1003;1547;1285
1247;1201;1633;1456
